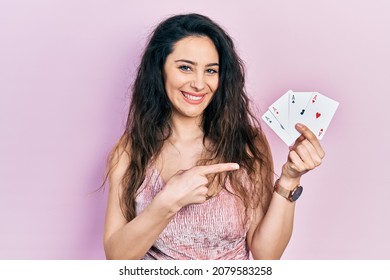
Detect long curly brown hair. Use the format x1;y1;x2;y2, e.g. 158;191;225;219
103;13;274;222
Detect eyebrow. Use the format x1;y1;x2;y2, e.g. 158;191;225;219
174;59;219;67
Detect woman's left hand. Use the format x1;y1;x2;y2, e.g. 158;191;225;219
281;123;325;181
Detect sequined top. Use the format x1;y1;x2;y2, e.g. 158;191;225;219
135;166;251;260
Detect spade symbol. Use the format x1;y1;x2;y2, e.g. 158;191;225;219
300;109;305;115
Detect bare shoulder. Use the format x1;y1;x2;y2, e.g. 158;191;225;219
104;136;131;244
107;136;131;189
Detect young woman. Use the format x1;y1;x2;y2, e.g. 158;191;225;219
103;13;324;260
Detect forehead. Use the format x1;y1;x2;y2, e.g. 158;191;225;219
169;36;219;62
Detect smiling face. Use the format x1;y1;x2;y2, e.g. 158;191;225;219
163;36;219;121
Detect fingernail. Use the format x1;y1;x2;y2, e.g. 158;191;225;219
233;163;240;169
296;123;303;130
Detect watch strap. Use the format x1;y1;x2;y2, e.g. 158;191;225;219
274;181;291;199
274;179;302;202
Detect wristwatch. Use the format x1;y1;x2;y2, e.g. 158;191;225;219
274;179;303;202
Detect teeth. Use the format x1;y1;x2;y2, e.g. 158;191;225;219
183;93;203;101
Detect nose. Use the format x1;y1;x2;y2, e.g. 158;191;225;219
190;73;205;91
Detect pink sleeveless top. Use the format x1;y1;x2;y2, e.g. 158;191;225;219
135;166;251;260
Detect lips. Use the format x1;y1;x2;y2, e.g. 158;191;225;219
181;91;206;104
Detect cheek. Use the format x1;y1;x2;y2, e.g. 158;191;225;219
210;77;219;92
165;73;188;91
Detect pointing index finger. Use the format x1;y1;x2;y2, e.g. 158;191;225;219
198;163;240;175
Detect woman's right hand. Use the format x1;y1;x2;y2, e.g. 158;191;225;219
158;163;240;212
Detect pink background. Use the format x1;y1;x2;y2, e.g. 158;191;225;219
1;0;389;259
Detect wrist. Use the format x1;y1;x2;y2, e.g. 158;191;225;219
274;177;303;202
154;191;180;217
277;175;301;191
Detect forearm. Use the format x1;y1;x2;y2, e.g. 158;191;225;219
250;177;299;259
104;193;177;259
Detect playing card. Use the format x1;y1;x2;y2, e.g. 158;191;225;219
299;92;339;140
262;109;295;146
262;90;339;145
288;91;314;139
268;90;291;131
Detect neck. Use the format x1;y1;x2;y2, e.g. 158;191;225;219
169;112;204;143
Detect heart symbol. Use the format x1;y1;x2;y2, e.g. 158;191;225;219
316;112;321;118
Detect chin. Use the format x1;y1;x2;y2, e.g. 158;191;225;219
175;109;204;119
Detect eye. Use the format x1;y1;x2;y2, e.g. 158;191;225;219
206;68;218;74
178;65;192;72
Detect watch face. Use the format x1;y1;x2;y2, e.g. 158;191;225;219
291;186;303;201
